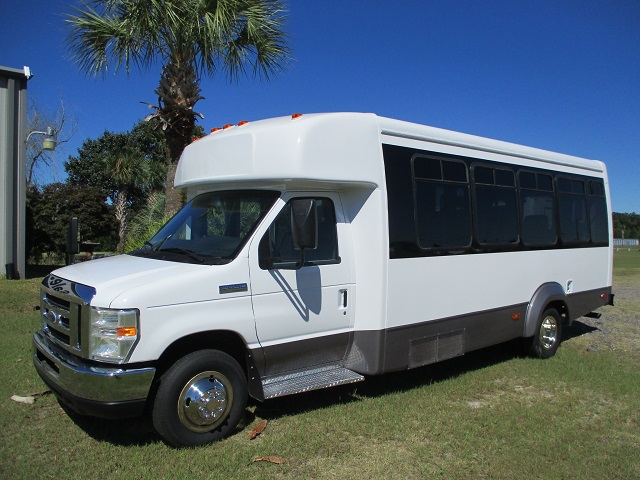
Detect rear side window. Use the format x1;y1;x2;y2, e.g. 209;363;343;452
519;172;557;246
557;177;589;245
588;180;609;245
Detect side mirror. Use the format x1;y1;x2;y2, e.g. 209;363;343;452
259;199;319;271
291;199;318;250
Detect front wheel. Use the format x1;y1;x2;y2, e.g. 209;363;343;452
527;308;562;359
152;349;248;447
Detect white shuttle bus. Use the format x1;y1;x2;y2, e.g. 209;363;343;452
34;113;613;446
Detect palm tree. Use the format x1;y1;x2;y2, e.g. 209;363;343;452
105;147;154;252
67;0;290;216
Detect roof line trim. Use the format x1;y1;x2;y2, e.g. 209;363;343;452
381;129;603;173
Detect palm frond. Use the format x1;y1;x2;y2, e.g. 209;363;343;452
68;0;290;80
195;0;291;80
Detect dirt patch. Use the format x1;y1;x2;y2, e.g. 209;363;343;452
566;283;640;359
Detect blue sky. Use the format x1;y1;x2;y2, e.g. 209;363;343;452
2;0;639;213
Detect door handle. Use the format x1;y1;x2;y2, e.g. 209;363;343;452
339;289;348;308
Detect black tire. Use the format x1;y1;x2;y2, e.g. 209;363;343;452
152;349;248;447
527;308;562;359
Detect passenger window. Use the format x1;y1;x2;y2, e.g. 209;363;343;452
557;177;589;244
259;198;340;269
472;166;518;246
414;157;472;250
588;180;609;245
519;172;557;246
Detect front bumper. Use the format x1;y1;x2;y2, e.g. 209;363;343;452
33;330;156;418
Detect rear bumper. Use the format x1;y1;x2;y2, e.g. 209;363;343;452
33;330;155;418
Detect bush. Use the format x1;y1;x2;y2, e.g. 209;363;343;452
123;192;167;251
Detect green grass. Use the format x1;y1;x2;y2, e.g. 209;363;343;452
1;256;639;479
613;248;640;287
611;249;640;324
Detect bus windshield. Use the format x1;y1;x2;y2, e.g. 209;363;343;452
129;190;279;264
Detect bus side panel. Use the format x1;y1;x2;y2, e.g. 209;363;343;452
384;247;611;371
383;303;527;372
565;287;612;323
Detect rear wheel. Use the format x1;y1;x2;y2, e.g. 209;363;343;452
528;308;562;359
152;349;247;447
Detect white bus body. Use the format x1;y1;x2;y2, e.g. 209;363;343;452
34;113;613;446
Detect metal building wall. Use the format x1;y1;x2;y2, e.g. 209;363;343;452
1;66;28;279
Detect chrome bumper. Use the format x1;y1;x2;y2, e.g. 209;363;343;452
33;330;155;405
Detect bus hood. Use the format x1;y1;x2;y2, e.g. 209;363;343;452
49;254;209;307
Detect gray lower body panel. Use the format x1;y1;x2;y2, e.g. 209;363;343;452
259;331;352;377
251;303;527;379
565;287;612;324
248;287;611;398
380;303;527;372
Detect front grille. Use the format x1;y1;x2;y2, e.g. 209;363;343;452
40;274;95;358
44;293;70;310
44;293;71;328
42;292;82;352
48;326;71;344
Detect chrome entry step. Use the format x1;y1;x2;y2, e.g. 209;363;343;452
262;365;364;399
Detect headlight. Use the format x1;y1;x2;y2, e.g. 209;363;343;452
89;308;139;363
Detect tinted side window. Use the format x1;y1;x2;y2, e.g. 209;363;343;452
260;198;339;269
588;180;609;245
472;166;518;245
557;177;589;244
414;157;471;250
519;172;557;246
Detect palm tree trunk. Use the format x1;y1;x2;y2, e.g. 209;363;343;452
156;60;203;218
115;190;127;253
164;151;183;218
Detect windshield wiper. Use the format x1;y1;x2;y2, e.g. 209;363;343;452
158;247;205;263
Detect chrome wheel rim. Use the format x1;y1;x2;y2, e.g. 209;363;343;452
177;371;233;433
539;315;558;350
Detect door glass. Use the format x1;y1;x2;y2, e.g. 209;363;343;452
261;198;340;268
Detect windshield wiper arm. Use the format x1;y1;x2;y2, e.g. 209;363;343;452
158;247;205;263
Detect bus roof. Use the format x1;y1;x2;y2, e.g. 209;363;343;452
377;116;603;173
174;112;605;189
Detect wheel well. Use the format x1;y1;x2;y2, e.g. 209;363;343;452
525;283;570;338
155;330;249;379
546;300;569;324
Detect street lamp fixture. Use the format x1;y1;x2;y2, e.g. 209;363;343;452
27;126;57;151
